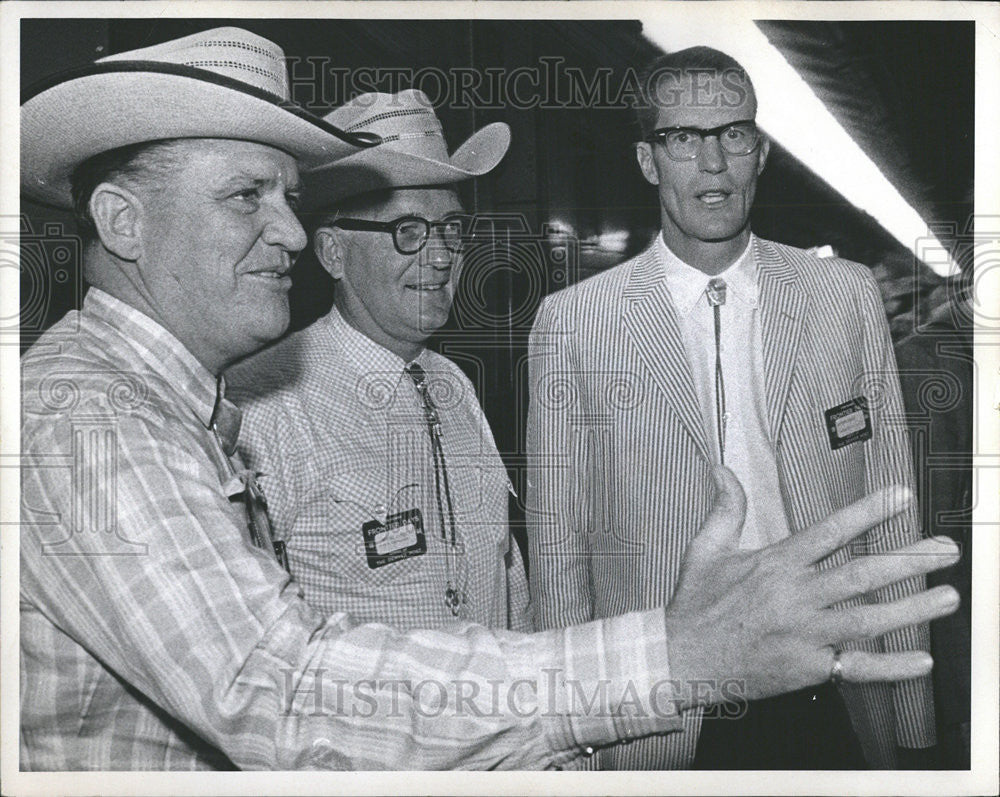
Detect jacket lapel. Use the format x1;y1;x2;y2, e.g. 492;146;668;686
622;242;710;462
756;238;811;444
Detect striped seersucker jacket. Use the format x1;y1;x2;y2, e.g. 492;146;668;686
525;236;934;769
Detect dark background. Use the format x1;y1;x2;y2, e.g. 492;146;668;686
19;18;974;767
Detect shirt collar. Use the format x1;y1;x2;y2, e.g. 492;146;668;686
82;288;220;429
655;233;759;315
324;305;429;375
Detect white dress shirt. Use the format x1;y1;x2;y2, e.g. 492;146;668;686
655;233;792;549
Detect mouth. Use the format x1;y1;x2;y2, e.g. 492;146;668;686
695;190;732;206
244;250;293;286
246;265;292;289
405;278;451;293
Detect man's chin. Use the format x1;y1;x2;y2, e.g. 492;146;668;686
250;310;292;350
690;219;751;244
407;313;445;341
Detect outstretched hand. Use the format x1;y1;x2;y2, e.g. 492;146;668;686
664;467;960;708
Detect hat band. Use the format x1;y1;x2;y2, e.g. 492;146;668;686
22;61;382;148
345;106;437;133
378;130;445;144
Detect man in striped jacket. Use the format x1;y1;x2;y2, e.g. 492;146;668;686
527;46;936;770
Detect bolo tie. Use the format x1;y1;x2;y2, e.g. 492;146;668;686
405;362;464;616
706;277;728;465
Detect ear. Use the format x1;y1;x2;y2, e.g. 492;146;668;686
635;142;660;186
89;181;143;261
314;227;346;280
756;135;770;176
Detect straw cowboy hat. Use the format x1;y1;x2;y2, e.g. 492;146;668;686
21;26;380;209
302;89;511;207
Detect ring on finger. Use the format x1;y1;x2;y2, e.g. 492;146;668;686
829;648;844;685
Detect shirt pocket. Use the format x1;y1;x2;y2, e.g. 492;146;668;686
289;467;431;591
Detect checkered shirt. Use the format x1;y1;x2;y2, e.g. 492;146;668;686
20;289;681;770
228;308;532;631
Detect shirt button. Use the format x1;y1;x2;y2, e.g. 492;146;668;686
582;746;595;757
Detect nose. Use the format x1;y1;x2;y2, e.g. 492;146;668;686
421;228;456;270
262;198;308;253
696;135;728;174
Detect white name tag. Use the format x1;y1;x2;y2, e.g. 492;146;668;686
363;509;426;569
824;397;872;450
835;410;866;437
374;522;418;555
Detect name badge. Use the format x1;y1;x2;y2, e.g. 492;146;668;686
363;508;426;569
824;397;872;450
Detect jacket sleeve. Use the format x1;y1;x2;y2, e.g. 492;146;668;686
526;296;596;631
855;271;936;750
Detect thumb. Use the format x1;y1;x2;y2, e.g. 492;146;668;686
688;466;747;561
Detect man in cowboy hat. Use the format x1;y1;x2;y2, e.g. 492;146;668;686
18;27;960;772
228;89;532;633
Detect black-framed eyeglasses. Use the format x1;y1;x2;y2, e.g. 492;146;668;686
645;120;760;161
331;214;472;256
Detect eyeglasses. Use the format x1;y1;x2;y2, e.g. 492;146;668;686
645;120;761;161
331;214;472;256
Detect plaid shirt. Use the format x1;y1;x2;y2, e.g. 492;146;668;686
228;308;531;632
20;289;682;771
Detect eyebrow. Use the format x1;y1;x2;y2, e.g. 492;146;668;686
216;174;303;194
654;120;756;133
394;207;465;219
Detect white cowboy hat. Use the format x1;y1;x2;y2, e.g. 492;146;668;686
21;26;380;209
302;88;510;208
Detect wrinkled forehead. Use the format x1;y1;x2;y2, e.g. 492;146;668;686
647;67;757;127
168;138;302;185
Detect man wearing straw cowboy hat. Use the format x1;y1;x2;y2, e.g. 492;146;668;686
19;26;961;772
228;89;532;634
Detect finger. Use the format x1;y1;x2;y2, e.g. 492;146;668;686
836;650;933;683
685;466;747;562
820;585;959;642
817;536;961;605
780;486;912;566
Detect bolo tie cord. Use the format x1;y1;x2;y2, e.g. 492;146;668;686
429;424;458;550
707;278;728;465
713;301;726;466
406;364;463;614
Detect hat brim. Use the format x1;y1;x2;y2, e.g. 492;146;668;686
22;63;376;209
301;122;511;209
